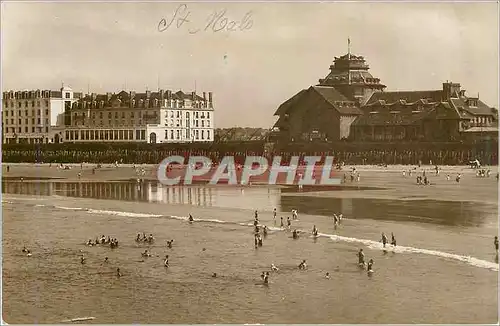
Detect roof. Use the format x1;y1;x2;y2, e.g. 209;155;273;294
312;86;362;115
274;89;307;116
79;90;207;105
366;90;443;105
462;126;499;133
449;98;496;116
274;86;362;117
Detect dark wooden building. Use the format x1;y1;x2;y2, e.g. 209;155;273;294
273;52;384;141
352;82;498;141
273;48;498;142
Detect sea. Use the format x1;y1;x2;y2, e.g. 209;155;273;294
2;179;498;324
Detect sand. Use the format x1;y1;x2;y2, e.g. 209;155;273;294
3;162;498;205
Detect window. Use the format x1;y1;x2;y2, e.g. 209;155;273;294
24;101;28;108
196;130;199;139
65;93;70;99
201;130;205;140
207;130;210;139
45;118;48;124
31;101;35;107
207;112;210;119
136;130;141;140
170;130;174;139
100;112;103;119
45;109;49;115
45;100;49;106
165;130;169;139
37;118;41;124
45;127;48;133
31;118;34;124
176;130;180;139
32;127;35;132
129;130;133;139
37;101;40;107
201;120;204;127
207;120;210;127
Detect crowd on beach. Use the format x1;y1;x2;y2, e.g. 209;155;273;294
2;147;498;166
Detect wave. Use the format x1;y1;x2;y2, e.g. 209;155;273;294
9;201;500;272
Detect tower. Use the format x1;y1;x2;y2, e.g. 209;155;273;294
318;41;386;105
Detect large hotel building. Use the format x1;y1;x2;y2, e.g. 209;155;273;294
2;87;215;144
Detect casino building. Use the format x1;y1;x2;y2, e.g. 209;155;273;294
272;46;498;142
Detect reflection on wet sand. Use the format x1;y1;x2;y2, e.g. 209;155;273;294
2;180;495;227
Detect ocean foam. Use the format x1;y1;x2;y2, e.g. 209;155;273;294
36;204;500;272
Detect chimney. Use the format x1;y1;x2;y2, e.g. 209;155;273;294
160;89;165;101
442;82;461;100
208;92;213;102
166;90;172;100
146;90;151;99
203;92;206;100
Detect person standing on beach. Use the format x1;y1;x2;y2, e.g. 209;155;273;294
273;208;277;220
391;233;397;247
494;236;499;254
280;217;284;228
381;233;388;248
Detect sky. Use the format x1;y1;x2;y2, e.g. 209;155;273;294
1;1;498;128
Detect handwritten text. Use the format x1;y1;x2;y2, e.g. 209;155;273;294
158;4;253;34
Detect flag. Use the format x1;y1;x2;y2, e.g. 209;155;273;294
348;37;351;46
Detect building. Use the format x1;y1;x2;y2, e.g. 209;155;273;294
272;46;498;142
63;89;214;143
273;51;386;141
2;86;82;144
2;88;215;144
352;82;498;141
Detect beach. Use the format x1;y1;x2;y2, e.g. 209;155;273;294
2;163;499;324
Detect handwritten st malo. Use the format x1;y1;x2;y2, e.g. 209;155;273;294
158;4;253;34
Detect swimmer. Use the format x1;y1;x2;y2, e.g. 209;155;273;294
117;268;122;277
80;256;85;264
22;246;28;253
167;240;174;248
164;255;169;268
325;272;330;279
254;211;258;219
257;235;263;247
312;225;318;237
495;236;499;254
212;273;217;278
391;233;397;247
254;235;258;248
292;229;299;239
271;264;279;272
298;259;307;270
381;233;388;248
260;272;266;280
358;249;365;266
104;257;109;263
367;259;374;273
188;214;194;222
26;250;32;257
263;226;268;237
263;272;269;285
